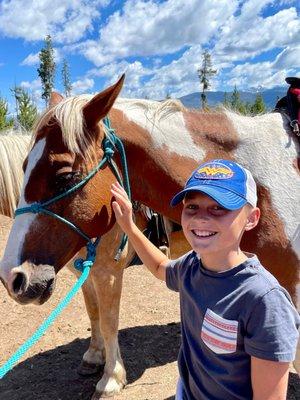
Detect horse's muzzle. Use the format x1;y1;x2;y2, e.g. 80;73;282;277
6;264;56;305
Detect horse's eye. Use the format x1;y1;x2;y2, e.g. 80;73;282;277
54;171;81;192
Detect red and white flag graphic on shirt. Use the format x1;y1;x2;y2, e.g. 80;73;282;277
201;309;238;354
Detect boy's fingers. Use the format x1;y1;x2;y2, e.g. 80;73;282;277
112;201;122;217
112;191;131;211
111;188;131;209
111;188;127;205
112;185;128;199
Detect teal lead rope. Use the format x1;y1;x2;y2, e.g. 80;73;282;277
0;116;130;379
0;261;90;379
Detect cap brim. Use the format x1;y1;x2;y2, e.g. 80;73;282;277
170;185;247;210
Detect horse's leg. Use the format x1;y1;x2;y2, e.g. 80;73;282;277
79;276;106;375
91;263;126;398
66;249;105;376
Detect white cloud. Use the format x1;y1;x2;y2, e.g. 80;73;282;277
17;78;43;109
21;48;62;66
215;6;300;61
74;0;299;97
273;46;300;69
21;53;40;66
79;0;238;66
87;45;218;100
20;78;41;90
72;77;94;94
88;60;152;95
0;0;108;43
226;60;299;90
2;0;300;104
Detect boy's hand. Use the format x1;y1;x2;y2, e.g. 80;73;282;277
111;181;135;234
111;182;169;282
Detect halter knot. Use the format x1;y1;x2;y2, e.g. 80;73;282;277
31;203;42;214
74;258;93;272
103;138;115;160
86;241;97;260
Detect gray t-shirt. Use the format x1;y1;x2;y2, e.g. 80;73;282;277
166;251;300;400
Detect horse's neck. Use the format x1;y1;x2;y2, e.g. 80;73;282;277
110;105;244;221
110;106;203;222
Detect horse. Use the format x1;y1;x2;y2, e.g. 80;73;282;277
0;132;31;217
0;128;175;397
0;74;299;399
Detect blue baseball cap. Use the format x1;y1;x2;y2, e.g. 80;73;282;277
170;159;257;210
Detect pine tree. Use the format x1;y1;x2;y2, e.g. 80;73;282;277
62;59;72;97
230;86;241;111
223;92;229;108
0;96;13;131
229;86;251;115
250;93;266;115
11;86;37;131
37;35;56;106
197;50;217;109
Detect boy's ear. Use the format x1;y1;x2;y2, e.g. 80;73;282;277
245;207;260;231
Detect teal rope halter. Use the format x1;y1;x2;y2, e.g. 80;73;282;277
15;116;131;263
0;116;130;379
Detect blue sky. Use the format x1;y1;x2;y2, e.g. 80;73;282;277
0;0;299;112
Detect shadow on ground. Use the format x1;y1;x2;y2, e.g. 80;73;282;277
0;322;181;400
1;321;299;400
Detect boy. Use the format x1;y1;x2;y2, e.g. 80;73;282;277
111;159;299;400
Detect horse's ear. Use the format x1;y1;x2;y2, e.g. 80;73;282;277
49;92;64;107
83;74;125;127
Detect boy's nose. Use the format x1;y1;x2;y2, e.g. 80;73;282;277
193;210;210;220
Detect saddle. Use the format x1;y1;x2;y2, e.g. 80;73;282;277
128;203;170;266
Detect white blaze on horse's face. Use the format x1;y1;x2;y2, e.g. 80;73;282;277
0;138;46;283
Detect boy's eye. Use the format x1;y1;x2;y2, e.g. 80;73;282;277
186;204;198;210
208;206;227;216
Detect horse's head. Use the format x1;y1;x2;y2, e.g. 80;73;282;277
0;75;125;305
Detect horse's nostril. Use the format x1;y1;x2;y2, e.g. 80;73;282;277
12;272;26;294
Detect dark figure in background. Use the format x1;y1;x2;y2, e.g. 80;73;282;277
286;77;300;134
276;77;300;135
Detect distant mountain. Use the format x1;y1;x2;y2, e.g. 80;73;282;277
178;87;287;110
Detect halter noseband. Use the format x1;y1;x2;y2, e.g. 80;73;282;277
15;116;131;270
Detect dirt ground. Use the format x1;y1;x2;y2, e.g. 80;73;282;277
0;217;299;400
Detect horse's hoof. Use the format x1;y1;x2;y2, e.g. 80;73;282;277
77;360;101;376
91;387;124;399
91;390;116;399
92;376;126;398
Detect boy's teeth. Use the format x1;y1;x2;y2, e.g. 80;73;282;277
193;230;217;237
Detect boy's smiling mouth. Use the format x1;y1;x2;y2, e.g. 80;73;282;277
192;230;218;238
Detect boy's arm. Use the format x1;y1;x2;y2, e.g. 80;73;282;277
251;356;289;400
111;182;170;281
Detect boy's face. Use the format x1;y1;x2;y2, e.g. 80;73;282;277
181;192;260;260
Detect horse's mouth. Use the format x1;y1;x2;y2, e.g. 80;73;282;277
38;277;56;305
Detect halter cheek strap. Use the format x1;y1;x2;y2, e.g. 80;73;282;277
15;116;131;269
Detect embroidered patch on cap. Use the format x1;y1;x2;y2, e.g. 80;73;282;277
194;162;234;180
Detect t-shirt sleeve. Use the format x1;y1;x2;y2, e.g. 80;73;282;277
165;252;192;292
244;288;300;362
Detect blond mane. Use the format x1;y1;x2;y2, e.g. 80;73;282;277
0;132;31;217
33;96;187;158
34;95;94;157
